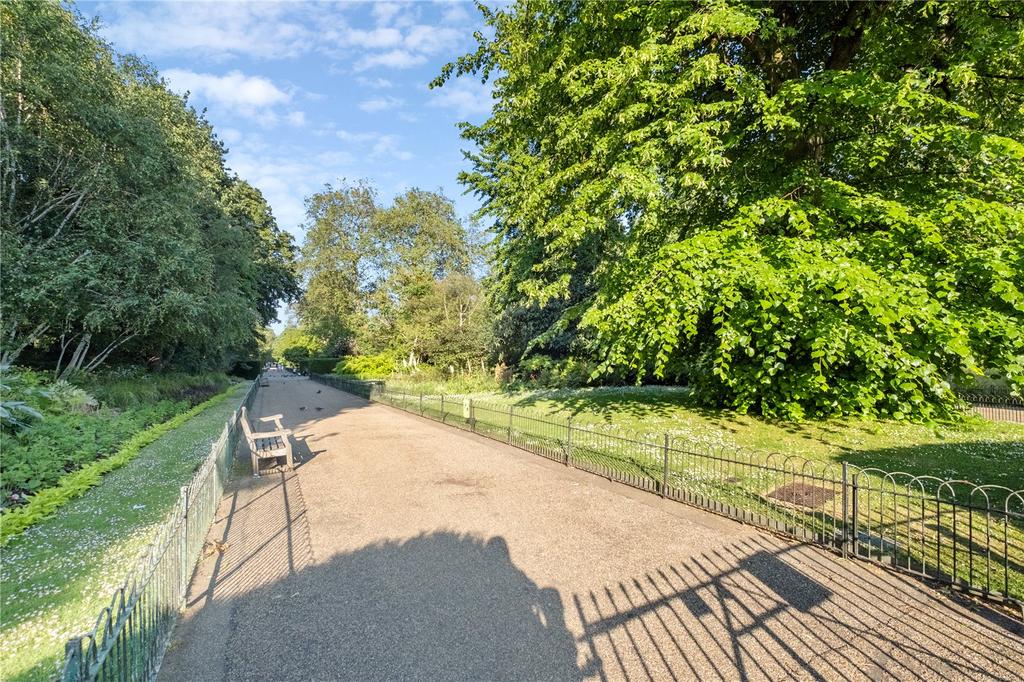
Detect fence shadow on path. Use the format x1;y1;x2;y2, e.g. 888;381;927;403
575;534;1024;682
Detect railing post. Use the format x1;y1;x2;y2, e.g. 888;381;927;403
419;392;423;416
469;399;476;432
179;485;189;597
62;637;83;682
850;469;859;558
565;416;572;466
507;405;513;443
661;433;670;498
440;394;445;422
841;462;849;558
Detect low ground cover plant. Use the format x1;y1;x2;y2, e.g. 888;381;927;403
0;367;231;508
0;383;250;682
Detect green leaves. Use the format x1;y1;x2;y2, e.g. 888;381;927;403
439;0;1024;419
1;2;298;373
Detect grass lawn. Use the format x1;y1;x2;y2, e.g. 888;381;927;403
0;382;251;682
385;382;1024;490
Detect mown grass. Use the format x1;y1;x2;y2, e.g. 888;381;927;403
384;382;1024;490
0;382;250;682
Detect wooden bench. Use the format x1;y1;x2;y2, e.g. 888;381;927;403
240;406;293;476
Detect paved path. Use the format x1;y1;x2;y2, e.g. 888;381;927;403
160;373;1024;681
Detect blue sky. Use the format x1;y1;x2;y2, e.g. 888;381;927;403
77;1;494;327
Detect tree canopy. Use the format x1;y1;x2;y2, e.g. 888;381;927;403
297;183;490;370
1;1;299;374
436;0;1024;418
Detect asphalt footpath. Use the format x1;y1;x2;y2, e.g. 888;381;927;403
158;372;1024;681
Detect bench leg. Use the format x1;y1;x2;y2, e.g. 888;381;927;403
251;449;259;477
285;444;294;470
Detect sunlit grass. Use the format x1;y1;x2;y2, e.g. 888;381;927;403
0;383;250;682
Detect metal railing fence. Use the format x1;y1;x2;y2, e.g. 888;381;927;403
958;392;1024;424
61;380;259;681
312;375;1024;612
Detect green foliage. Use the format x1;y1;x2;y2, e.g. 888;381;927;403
271;327;325;367
0;1;298;374
0;385;235;543
334;352;398;379
72;368;230;408
438;0;1024;419
0;367;231;505
0;367;47;432
45;380;98;414
297;356;345;375
517;356;598;389
298;183;492;367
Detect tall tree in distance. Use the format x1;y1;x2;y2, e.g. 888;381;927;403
297;183;490;367
436;0;1024;419
297;181;378;354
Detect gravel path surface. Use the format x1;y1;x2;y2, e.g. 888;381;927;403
159;372;1024;681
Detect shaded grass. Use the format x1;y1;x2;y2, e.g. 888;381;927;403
0;383;250;682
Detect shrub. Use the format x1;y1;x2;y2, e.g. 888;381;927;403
0;368;234;505
517;356;598;388
0;400;184;499
294;356;343;374
72;370;230;408
333;353;398;379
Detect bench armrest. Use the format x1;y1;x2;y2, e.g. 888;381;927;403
258;414;287;431
250;429;292;440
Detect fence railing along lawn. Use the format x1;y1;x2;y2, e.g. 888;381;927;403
60;381;259;681
315;374;1024;613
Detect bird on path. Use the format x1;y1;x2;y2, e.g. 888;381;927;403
299;406;307;411
315;407;323;411
316;389;322;394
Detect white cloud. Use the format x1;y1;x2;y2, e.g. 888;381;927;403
438;2;472;25
357;76;394;89
162;69;300;126
286;111;307;127
354;49;427;71
404;25;461;55
428;77;494;118
95;1;477;76
342;27;403;50
94;2;324;59
358;96;405;113
218;127;243;145
372;2;404;26
336;130;413;161
163;69;289;107
226;147;357;237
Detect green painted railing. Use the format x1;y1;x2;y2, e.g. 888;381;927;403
60;380;259;681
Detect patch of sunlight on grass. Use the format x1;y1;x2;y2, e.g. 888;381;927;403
0;383;250;682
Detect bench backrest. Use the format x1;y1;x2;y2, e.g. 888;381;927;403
239;406;255;444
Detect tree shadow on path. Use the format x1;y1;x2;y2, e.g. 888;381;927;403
173;531;581;682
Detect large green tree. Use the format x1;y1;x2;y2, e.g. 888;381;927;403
437;0;1024;418
0;1;298;373
297;183;489;365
